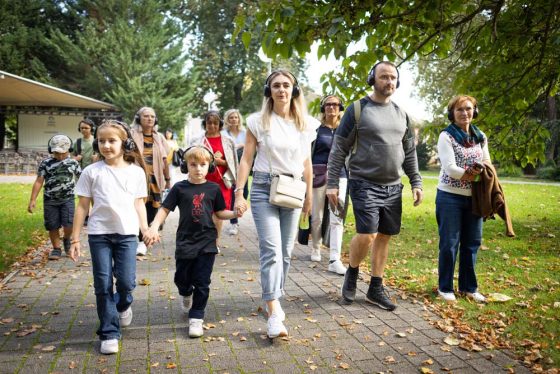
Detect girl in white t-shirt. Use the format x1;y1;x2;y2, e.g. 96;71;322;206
68;120;156;355
234;69;319;338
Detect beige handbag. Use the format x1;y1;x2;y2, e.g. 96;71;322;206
265;134;306;209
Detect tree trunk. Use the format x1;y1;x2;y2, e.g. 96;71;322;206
0;113;5;151
545;95;558;163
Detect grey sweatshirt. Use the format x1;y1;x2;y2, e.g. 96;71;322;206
327;96;422;190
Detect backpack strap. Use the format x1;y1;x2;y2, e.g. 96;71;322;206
76;138;82;155
351;99;361;154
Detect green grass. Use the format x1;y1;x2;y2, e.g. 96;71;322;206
342;178;560;367
0;183;48;275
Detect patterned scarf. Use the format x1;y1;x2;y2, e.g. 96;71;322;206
443;123;484;148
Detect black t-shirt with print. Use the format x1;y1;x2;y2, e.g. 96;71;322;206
162;180;226;259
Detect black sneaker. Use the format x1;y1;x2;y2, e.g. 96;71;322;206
49;248;62;260
341;267;359;303
63;238;71;255
366;284;397;311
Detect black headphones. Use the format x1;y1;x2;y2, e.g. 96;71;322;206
320;95;344;113
263;70;301;98
366;61;400;88
78;118;96;133
92;120;137;153
447;104;479;122
47;135;74;153
201;111;224;130
179;145;216;174
134;107;159;127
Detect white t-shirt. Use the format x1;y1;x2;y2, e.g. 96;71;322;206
76;161;148;235
248;112;320;179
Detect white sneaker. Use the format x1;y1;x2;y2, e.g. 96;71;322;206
466;292;486;303
100;339;119;354
328;260;347;275
438;289;457;302
265;302;285;321
119;307;133;327
188;318;204;338
267;312;288;338
181;295;192;314
227;224;239;235
310;248;321;262
136;242;147;256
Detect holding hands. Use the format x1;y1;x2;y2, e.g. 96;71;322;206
143;227;161;247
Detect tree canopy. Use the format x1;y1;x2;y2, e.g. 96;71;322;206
236;0;560;166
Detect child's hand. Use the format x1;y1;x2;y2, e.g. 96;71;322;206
143;228;160;246
69;243;81;262
235;200;247;217
27;201;36;213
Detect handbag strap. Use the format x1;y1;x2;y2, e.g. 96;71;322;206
204;137;226;180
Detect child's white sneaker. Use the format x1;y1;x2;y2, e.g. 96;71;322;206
188;318;204;338
119;307;133;327
438;289;457;302
136;242;147;256
100;339;119;354
227;223;239;235
181;295;192;314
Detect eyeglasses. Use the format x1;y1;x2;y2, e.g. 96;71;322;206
80;127;91;130
324;103;340;108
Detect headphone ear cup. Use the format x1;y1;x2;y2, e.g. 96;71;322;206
208;162;215;174
473;106;479;118
396;79;400;88
339;104;345;111
201;119;206;128
292;85;300;98
367;67;375;86
123;138;136;151
320;105;325;113
93;139;99;153
447;110;454;122
263;85;271;98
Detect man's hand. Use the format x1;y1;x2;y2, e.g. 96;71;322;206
412;188;423;207
326;188;339;208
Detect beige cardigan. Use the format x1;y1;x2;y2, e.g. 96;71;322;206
131;126;170;191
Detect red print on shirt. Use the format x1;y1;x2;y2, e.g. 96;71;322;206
192;192;205;222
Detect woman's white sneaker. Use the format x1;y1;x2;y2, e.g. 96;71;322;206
136;242;147;256
328;260;347;275
267;312;288;338
310;248;321;262
438;290;457;302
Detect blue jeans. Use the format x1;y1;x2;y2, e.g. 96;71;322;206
436;190;482;293
251;172;301;301
89;234;137;340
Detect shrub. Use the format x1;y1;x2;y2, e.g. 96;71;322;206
536;165;560;180
497;164;524;177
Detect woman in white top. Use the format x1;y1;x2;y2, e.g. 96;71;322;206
234;69;319;338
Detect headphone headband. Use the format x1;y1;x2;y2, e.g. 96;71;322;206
180;145;216;174
320;95;344;113
367;61;400;88
263;70;301;98
93;120;136;153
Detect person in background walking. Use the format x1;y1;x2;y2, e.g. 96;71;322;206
73;118;97;226
130;107;170;256
221;109;247;236
309;95;348;275
164;128;180;187
436;95;490;304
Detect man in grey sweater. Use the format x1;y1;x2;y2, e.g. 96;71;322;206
326;61;423;311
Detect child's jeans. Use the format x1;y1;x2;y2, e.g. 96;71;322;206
89;234;137;341
175;253;216;319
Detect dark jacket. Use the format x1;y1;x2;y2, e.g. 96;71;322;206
471;161;515;237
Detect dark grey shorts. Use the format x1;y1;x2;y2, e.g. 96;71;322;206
348;179;403;235
43;199;75;231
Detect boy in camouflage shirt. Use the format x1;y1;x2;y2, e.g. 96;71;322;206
28;135;81;260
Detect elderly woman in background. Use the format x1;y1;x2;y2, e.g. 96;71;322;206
309;95;348;275
164;129;180;187
221;109;247;235
190;110;238;246
130;107;170;256
436;95;490;304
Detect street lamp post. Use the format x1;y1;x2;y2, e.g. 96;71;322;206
203;90;218;111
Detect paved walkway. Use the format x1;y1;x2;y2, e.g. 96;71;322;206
0;210;528;373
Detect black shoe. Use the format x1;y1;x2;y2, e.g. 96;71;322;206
366;284;397;311
341;266;359;303
48;248;62;260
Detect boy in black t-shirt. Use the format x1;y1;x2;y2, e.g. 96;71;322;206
147;146;245;338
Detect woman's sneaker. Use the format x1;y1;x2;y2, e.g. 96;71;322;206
136;242;147;256
310;248;321;262
100;339;119;354
328;260;347;275
267;312;288;338
188;318;204;338
227;224;239;235
466;292;486;303
181;295;193;314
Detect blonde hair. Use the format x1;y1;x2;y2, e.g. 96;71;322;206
185;146;213;164
224;109;244;131
96;120;147;172
319;95;343;128
260;70;308;132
